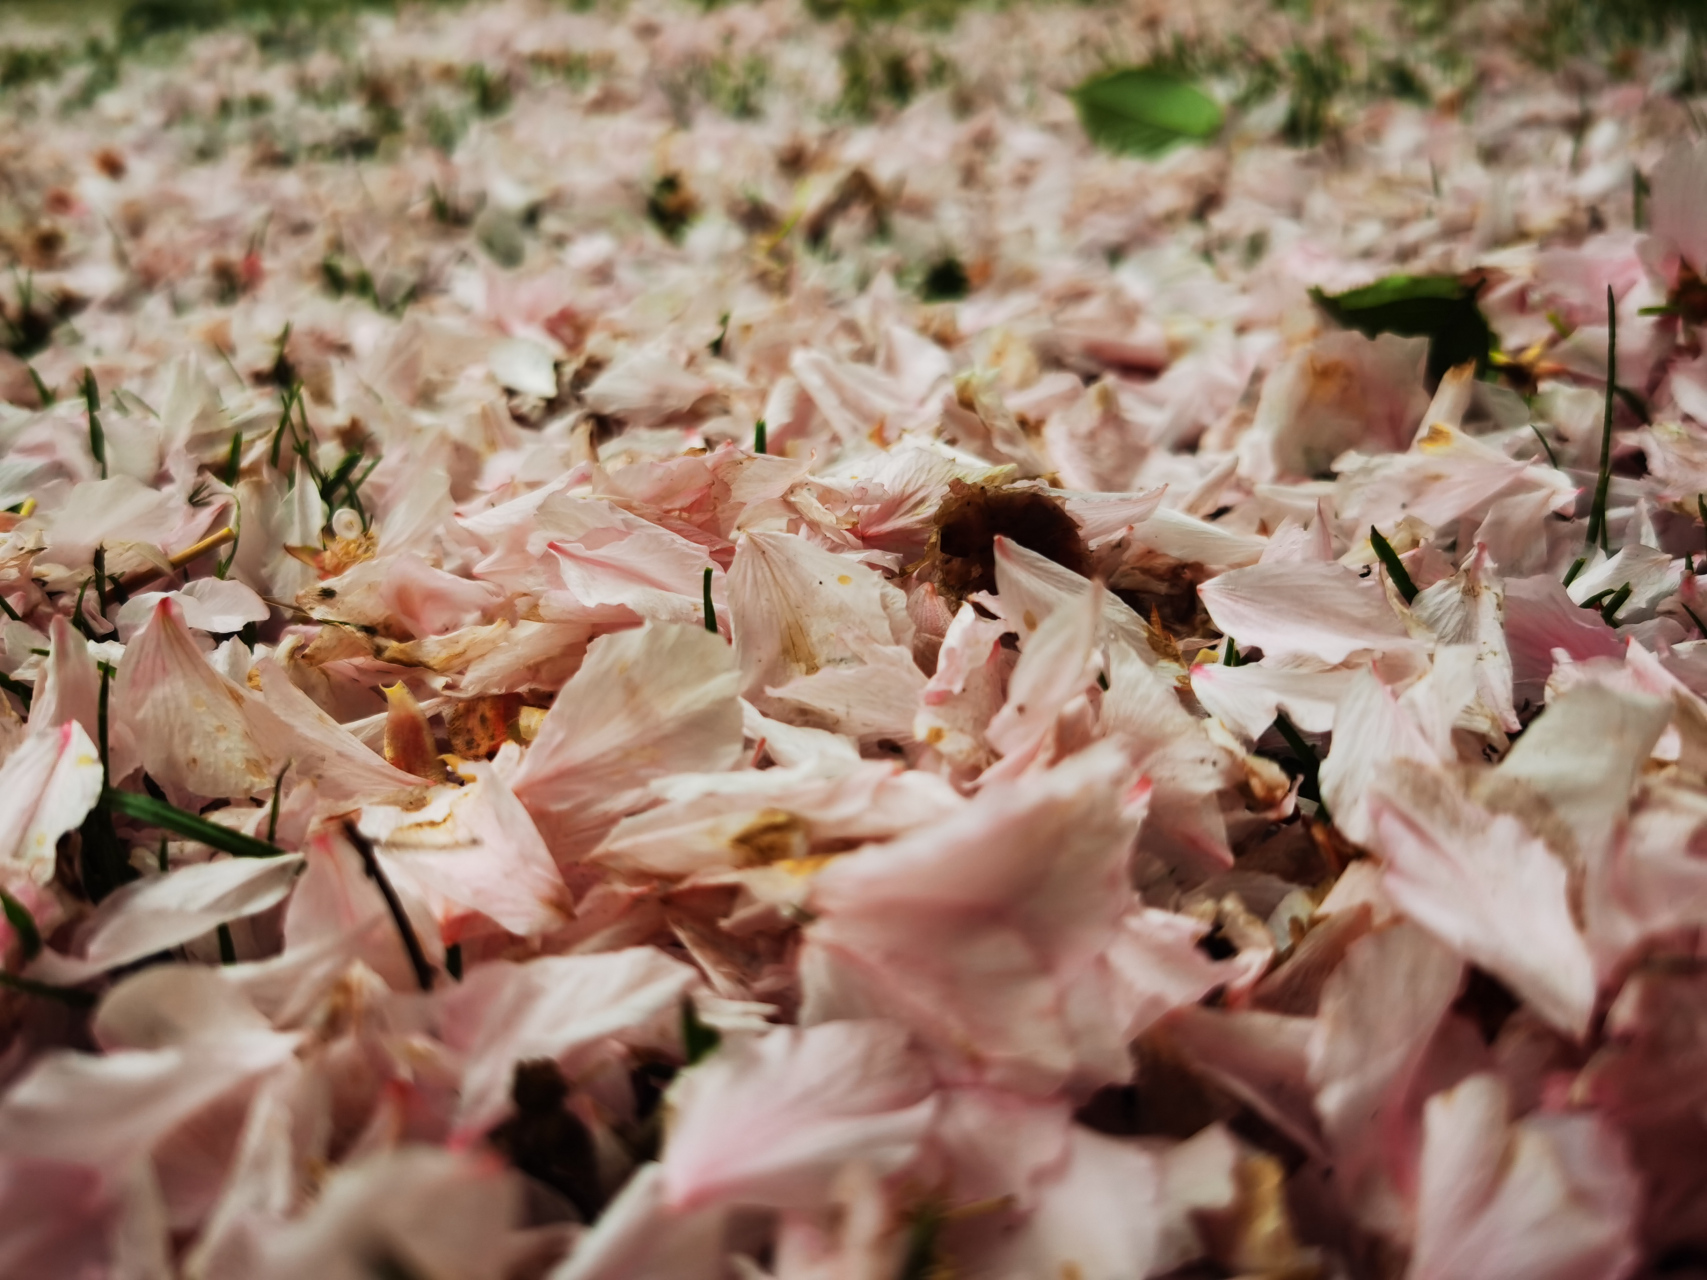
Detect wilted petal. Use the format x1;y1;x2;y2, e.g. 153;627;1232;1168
1409;1074;1639;1280
660;1019;936;1212
115;599;273;799
30;855;305;984
441;947;698;1134
359;764;571;941
1368;766;1597;1037
727;530;911;707
970;1124;1236;1280
0;720;105;887
510;623;743;853
1198;561;1418;664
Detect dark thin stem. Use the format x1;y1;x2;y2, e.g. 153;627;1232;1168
217;923;236;965
1586;285;1617;555
1274;711;1330;822
343;821;435;993
1684;602;1707;639
1599;583;1632;626
96;662;111;782
703;566;718;634
1529;423;1559;469
1369;526;1418;604
266;764;289;844
0;972;95;1008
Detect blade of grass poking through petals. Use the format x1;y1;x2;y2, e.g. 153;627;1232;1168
1223;636;1243;666
26;366;51;406
681;997;721;1065
91;546;108;616
900;1203;946;1280
0;672;31;711
223;431;243;486
343;820;434;992
1273;711;1330;822
0;885;42;962
81;368;105;479
103;789;287;860
1529;424;1560;469
703;566;718;634
1586;285;1617;555
1599;583;1632;626
1684;603;1707;638
754;418;766;455
80;662;132;901
0;591;18;622
1370;527;1418;603
266;764;288;844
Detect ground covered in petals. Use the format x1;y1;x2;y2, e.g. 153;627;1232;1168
2;0;1707;1276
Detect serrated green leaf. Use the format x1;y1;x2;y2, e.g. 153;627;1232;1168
1310;273;1493;384
1071;68;1224;158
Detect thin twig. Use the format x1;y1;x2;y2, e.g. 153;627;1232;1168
343;821;435;992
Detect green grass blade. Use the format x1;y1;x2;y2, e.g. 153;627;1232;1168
103;788;286;859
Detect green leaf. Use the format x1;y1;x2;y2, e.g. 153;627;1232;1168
0;885;42;962
1369;526;1418;604
681;998;722;1065
1585;286;1618;556
1071;68;1224;158
102;788;286;860
1310;273;1493;384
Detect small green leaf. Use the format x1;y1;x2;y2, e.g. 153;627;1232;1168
0;885;42;962
1071;68;1224;158
682;998;722;1065
1310;273;1493;384
103;788;286;860
753;418;767;455
1369;526;1419;604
